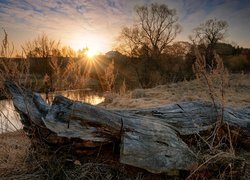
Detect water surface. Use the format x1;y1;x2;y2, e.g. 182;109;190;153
0;90;104;133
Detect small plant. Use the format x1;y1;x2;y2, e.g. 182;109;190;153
0;29;30;90
49;56;90;91
188;47;237;179
49;56;64;90
119;79;127;95
102;60;117;92
192;47;229;122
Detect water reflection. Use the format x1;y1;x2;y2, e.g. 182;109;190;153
42;90;105;105
0;100;22;133
0;90;104;133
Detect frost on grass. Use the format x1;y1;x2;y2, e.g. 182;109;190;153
102;74;250;109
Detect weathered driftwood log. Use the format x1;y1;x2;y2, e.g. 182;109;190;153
5;81;250;174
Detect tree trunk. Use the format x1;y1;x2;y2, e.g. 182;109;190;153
5;81;250;174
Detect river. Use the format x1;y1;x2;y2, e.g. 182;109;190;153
0;90;105;133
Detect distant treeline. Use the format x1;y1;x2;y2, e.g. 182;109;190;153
112;42;250;89
2;42;249;92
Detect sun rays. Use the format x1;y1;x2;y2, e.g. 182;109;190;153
86;48;98;58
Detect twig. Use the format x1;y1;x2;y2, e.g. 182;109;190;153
0;110;19;131
120;118;124;136
226;122;235;155
186;152;225;179
195;132;212;150
68;103;75;128
210;121;220;148
97;143;103;158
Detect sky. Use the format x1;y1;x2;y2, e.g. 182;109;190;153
0;0;250;54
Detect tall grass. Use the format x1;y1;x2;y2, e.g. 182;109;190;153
0;29;30;93
49;56;90;91
187;48;238;179
102;60;117;92
193;47;229;117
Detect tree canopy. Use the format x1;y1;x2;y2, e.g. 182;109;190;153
22;34;61;58
190;18;228;69
117;3;181;59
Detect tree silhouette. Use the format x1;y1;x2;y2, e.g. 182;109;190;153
117;3;181;88
190;18;228;69
118;3;181;59
22;33;60;58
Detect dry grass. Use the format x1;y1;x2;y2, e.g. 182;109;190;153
0;131;144;179
102;73;250;109
0;133;113;179
1;126;249;179
0;131;35;179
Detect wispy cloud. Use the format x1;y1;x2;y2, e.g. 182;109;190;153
0;0;249;52
177;0;250;47
0;0;140;51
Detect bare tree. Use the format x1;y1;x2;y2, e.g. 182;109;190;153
116;3;181;88
190;18;228;69
22;33;61;58
164;41;191;57
102;60;117;92
117;3;181;59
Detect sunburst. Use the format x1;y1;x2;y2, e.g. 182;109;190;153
86;48;97;58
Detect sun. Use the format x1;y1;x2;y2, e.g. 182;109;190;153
86;48;97;58
69;34;107;58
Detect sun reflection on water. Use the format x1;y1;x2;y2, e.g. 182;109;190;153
0;90;105;133
47;90;105;105
0;100;22;133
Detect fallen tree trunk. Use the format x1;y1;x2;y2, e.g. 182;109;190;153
5;81;250;174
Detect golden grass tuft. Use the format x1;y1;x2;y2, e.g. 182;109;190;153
0;130;32;178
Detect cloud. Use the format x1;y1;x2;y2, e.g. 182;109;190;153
0;0;144;51
0;0;249;52
202;0;250;47
176;0;250;47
